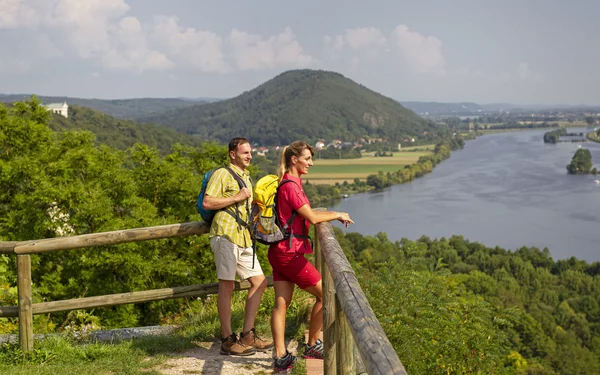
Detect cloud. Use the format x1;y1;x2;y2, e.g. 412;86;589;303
52;0;130;58
390;25;446;76
152;16;229;73
0;0;40;29
102;17;172;71
344;27;387;50
1;1;313;75
324;25;446;75
228;27;313;70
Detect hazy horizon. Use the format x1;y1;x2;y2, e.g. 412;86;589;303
1;88;597;109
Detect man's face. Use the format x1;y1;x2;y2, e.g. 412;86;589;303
231;142;252;170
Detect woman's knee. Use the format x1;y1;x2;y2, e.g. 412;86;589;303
274;296;292;311
305;281;322;301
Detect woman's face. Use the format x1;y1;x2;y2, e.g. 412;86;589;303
293;148;314;175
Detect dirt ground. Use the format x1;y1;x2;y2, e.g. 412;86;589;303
154;339;300;375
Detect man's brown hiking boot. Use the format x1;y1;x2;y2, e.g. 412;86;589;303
220;333;256;356
239;327;274;352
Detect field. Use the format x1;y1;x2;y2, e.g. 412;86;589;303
304;146;433;184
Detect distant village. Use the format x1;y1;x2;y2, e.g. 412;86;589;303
252;135;421;156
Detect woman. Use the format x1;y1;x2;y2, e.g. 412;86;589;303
269;141;354;372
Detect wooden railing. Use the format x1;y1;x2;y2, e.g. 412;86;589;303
0;221;406;374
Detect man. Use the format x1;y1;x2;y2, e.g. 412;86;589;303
202;137;273;356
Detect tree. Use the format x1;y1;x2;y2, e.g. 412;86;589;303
585;116;595;127
366;174;384;189
566;149;593;174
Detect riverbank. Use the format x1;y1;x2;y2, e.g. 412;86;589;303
308;134;473;207
587;131;600;143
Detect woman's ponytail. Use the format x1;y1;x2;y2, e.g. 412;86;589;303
277;146;289;181
277;141;314;181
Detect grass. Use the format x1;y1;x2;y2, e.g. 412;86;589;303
587;131;600;143
308;164;406;174
304;150;432;184
0;288;314;375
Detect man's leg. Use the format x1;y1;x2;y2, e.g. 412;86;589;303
217;279;235;338
236;245;274;351
210;237;255;356
242;274;267;333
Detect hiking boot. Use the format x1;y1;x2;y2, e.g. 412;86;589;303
239;327;274;352
274;351;296;373
220;333;256;356
303;339;324;359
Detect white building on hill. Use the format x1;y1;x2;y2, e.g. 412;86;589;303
45;102;69;118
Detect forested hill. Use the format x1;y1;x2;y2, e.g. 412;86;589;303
0;94;200;120
49;105;203;153
139;69;438;145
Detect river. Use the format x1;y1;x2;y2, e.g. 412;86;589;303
329;128;600;262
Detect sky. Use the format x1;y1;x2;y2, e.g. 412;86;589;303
1;0;598;105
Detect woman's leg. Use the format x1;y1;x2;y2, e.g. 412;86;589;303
272;280;295;358
303;280;323;346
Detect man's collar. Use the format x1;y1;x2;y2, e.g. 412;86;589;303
229;163;249;176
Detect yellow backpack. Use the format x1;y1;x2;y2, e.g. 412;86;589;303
250;175;301;245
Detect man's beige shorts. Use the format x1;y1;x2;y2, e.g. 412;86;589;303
210;236;264;281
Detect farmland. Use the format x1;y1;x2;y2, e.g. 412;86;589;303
304;146;433;184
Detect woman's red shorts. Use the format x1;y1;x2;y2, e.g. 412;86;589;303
268;250;321;290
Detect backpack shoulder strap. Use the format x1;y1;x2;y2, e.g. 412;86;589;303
222;166;251;232
224;166;247;189
275;179;312;249
277;179;297;191
275;179;302;229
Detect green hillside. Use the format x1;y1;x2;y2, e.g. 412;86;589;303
49;105;202;153
140;69;439;145
0;94;200;120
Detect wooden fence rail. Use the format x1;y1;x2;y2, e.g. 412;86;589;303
0;220;407;374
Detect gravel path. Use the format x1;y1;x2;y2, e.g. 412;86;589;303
154;339;300;375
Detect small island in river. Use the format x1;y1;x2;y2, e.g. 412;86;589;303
566;148;597;174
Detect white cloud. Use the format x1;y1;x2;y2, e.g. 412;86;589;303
101;16;172;71
344;27;387;50
390;25;446;76
152;16;229;73
228;27;313;70
26;0;169;71
52;0;130;58
324;25;446;75
2;2;312;74
0;0;39;29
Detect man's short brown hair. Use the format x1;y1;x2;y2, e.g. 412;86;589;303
228;137;250;153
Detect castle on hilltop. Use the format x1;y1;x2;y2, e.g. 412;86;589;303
45;101;69;118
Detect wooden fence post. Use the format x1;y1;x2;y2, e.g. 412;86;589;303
322;246;337;375
17;254;33;352
313;225;322;274
335;296;355;374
